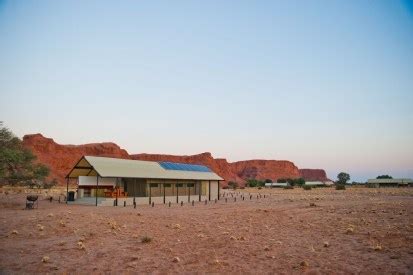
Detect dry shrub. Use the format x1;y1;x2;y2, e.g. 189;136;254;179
141;236;152;243
336;185;346;190
77;241;86;250
108;220;119;230
172;224;181;229
41;256;50;263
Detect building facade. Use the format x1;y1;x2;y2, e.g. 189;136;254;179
66;156;223;206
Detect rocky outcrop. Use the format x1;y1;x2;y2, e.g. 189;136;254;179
22;134;329;186
231;160;301;182
299;169;329;181
22;134;130;183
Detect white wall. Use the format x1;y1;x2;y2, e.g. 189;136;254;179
210;181;219;200
78;176;116;187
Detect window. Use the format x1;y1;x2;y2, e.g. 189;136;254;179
176;183;183;187
150;183;158;188
164;184;171;188
187;183;194;187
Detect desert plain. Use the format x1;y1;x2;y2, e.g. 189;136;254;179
0;187;412;274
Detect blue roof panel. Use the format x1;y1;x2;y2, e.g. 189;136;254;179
158;161;212;172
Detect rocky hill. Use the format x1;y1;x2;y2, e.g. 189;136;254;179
22;134;130;183
299;169;329;181
22;134;329;186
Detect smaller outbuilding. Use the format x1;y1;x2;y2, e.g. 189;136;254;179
265;182;288;188
304;181;334;187
367;178;413;187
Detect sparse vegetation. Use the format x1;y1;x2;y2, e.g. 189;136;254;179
336;184;346;190
277;178;305;186
337;172;350;185
303;185;312;190
377;175;392;179
0;122;50;186
246;179;265;188
141;235;153;243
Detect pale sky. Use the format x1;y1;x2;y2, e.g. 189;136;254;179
1;0;413;181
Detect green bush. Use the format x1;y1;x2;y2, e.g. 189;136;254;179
303;185;312;190
335;184;346;190
246;179;265;188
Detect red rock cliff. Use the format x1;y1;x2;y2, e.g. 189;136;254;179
22;134;329;186
299;169;329;181
22;134;130;183
231;160;301;181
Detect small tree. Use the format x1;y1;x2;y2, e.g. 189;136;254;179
337;172;350;185
246;179;265;188
295;178;305;186
0;122;50;186
277;178;287;183
246;179;257;187
286;178;295;186
264;179;273;183
377;175;392;179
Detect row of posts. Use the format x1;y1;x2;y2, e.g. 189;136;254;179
112;191;268;208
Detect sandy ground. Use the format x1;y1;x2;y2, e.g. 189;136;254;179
0;187;412;274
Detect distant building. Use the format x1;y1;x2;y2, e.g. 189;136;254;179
367;178;413;187
265;182;288;188
305;181;334;187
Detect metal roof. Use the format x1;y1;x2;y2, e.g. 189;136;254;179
66;156;223;181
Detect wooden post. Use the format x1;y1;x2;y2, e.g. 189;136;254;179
134;178;136;203
208;180;211;201
66;178;69;204
163;180;166;204
115;178;118;206
187;184;190;203
149;182;152;205
95;176;99;206
176;183;179;203
198;181;201;202
218;181;220;200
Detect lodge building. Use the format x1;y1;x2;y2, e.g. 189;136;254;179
66;156;223;206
